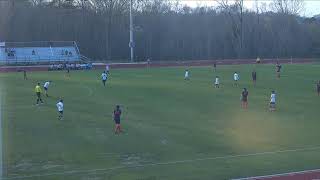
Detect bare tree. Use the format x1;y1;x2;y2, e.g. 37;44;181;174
215;0;244;58
271;0;305;15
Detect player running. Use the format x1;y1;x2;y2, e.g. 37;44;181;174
184;69;190;80
233;72;240;86
113;105;122;134
317;80;320;96
43;81;51;97
35;83;44;105
56;99;64;120
214;76;220;88
241;88;249;109
101;71;108;86
269;90;276;111
252;70;257;87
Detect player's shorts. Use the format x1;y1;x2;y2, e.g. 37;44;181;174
36;92;41;98
102;79;107;82
59;111;63;115
270;102;276;108
44;87;48;91
317;88;320;92
253;77;256;81
242;98;248;102
114;119;120;124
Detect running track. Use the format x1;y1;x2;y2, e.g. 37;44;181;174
0;58;317;73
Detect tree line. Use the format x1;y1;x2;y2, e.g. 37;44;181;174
0;0;319;62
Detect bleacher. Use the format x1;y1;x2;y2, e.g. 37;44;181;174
0;41;80;64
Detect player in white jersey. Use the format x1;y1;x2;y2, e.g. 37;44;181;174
56;99;64;120
233;72;239;87
269;90;276;111
43;81;51;97
214;76;220;88
101;71;108;86
106;65;110;74
184;69;190;80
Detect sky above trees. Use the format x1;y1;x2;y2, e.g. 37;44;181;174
181;0;320;17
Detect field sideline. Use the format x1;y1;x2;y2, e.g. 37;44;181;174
0;63;320;179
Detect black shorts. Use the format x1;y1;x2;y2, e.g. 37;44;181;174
253;77;256;81
114;119;120;124
242;99;248;102
102;79;106;82
59;111;63;115
44;87;48;91
317;88;320;92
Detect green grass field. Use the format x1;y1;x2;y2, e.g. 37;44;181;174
1;64;320;180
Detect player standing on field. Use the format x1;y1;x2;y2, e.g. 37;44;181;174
316;80;320;96
252;70;257;87
233;72;240;87
35;83;44;105
43;81;51;97
56;99;64;120
269;90;276;111
214;76;220;88
113;105;122;134
213;61;217;72
241;88;249;109
23;70;27;80
184;69;190;80
101;71;108;87
106;64;110;74
276;62;282;79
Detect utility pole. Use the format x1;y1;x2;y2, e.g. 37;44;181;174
129;0;134;62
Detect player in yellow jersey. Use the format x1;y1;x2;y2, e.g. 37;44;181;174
35;83;44;105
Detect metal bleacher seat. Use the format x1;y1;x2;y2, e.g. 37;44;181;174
0;41;80;64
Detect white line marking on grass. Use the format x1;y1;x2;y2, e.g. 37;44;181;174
4;145;320;179
231;168;320;180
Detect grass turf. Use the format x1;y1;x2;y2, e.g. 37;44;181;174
1;64;320;180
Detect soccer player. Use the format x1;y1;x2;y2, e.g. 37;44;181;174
43;81;51;97
252;70;257;87
184;69;190;80
106;64;110;74
213;61;217;72
214;76;220;88
101;71;108;86
113;105;122;134
276;62;282;79
256;57;261;64
241;88;249;109
317;80;320;96
35;83;44;105
56;99;64;120
269;90;276;111
23;70;27;80
233;72;240;86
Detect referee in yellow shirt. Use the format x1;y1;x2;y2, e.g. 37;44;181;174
35;83;44;105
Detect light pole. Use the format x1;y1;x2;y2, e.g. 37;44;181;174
129;0;134;62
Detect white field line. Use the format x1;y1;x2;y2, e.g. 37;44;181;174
231;168;320;180
4;145;320;179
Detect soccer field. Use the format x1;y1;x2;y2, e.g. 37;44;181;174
1;64;320;180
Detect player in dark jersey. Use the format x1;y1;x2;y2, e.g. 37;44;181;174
252;70;257;87
23;70;28;80
241;88;249;109
276;62;282;79
113;105;122;134
317;80;320;96
213;61;217;72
